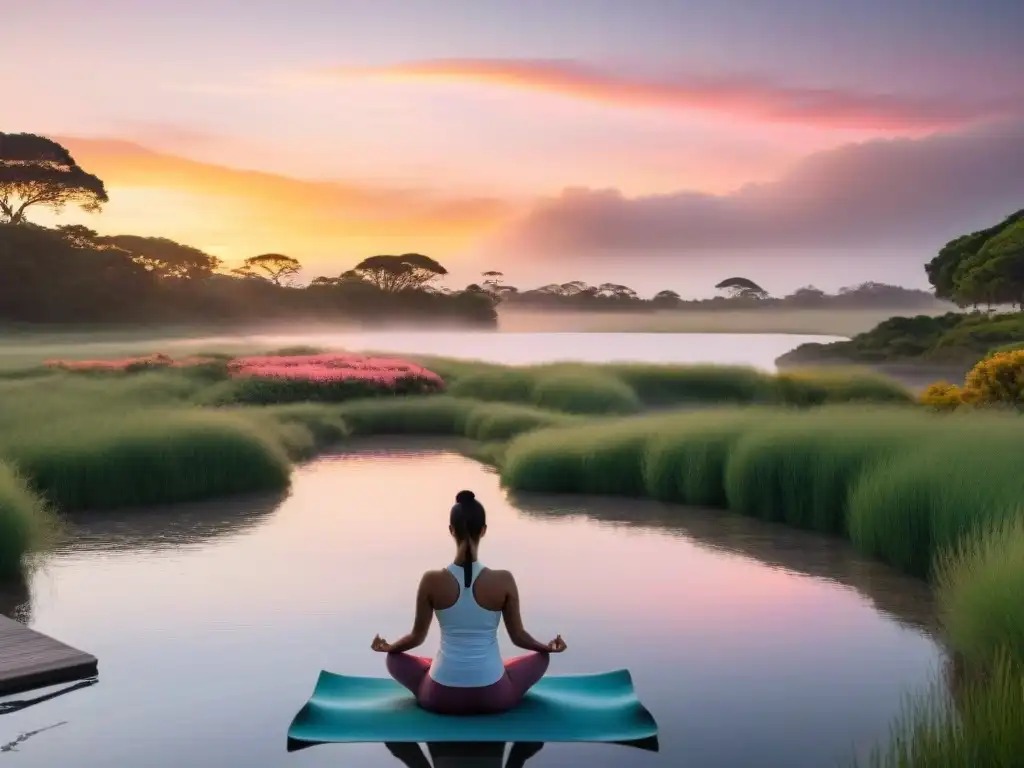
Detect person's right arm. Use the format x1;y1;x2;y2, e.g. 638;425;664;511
501;573;566;654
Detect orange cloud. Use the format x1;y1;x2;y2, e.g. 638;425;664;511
329;59;1023;132
52;137;518;270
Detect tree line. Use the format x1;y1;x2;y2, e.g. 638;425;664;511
0;132;495;328
464;273;943;311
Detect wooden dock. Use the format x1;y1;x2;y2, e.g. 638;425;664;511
0;615;97;697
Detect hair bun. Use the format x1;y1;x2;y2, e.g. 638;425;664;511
455;490;476;504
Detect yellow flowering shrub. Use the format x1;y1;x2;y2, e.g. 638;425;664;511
964;349;1024;407
920;381;968;411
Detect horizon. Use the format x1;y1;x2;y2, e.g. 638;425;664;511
7;0;1024;296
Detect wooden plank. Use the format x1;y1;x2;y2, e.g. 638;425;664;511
0;615;97;697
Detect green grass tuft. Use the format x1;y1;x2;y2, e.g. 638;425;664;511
643;410;765;506
530;368;641;414
938;518;1024;670
608;363;775;405
446;368;537;403
0;462;55;579
336;396;579;443
774;367;914;406
2;410;292;511
858;653;1024;768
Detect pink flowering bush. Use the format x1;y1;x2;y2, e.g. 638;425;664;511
221;353;446;404
44;351;445;404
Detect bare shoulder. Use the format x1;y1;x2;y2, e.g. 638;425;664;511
421;568;451;586
484;568;516;588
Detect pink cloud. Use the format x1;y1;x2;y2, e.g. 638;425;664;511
332;58;1024;132
493;120;1024;257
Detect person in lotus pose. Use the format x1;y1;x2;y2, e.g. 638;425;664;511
372;490;566;715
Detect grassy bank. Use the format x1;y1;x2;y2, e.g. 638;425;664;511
778;311;1024;371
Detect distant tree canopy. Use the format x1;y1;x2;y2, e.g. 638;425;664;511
652;289;681;307
348;253;448;293
495;277;938;312
0;223;496;328
715;276;769;300
481;270;504;286
0;133;108;224
925;210;1024;308
234;253;302;286
96;234;222;280
56;224;100;248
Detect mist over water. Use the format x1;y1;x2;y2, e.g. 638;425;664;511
166;330;842;370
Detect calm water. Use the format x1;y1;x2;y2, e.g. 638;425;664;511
174;331;844;370
1;440;941;768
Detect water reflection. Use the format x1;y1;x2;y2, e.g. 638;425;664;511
0;575;32;623
52;490;288;555
381;738;658;768
0;721;68;753
509;493;939;638
0;679;96;716
385;741;543;768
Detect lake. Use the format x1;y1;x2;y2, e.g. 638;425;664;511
1;441;940;768
173;331;846;370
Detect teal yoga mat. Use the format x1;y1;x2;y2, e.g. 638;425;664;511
287;669;658;745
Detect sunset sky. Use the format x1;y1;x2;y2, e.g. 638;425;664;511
6;0;1024;296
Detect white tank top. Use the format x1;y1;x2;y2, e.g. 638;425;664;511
428;562;504;688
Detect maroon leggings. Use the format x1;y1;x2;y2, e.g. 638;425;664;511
386;652;550;715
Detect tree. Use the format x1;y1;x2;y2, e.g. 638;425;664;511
715;276;768;300
786;285;827;306
56;224;99;248
98;235;222;280
310;275;340;287
926;210;1024;300
479;270;515;302
348;253;448;292
559;280;593;297
952;219;1024;308
481;270;504;290
533;283;567;296
652;289;681;307
0;133;108;224
233;253;301;286
596;283;638;300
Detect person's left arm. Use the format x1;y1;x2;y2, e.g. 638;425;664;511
371;572;434;654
